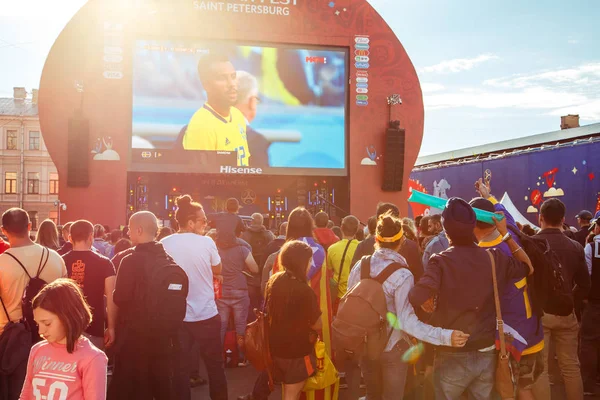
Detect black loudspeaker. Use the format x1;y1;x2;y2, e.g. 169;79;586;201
382;126;405;192
67;115;90;187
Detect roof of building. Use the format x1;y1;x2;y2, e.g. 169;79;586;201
0;98;38;117
415;122;600;166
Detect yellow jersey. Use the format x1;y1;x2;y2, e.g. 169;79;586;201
183;104;250;166
327;239;359;298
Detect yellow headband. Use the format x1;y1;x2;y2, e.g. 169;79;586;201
376;230;404;243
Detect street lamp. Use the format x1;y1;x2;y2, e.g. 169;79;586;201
53;200;67;225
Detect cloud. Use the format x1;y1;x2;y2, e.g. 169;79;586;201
483;63;600;89
420;54;499;74
424;62;600;119
425;87;587;111
568;39;579;45
527;206;539;213
549;99;600;120
361;158;377;166
421;83;445;93
543;187;565;197
93;149;120;161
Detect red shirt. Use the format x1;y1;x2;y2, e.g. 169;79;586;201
0;239;10;254
313;228;339;251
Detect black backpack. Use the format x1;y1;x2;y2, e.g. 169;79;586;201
509;228;573;317
5;247;50;342
143;254;189;338
245;230;270;267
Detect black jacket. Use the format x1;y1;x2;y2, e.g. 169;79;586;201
535;228;591;315
351;236;424;282
574;226;591;248
409;244;529;351
57;242;73;256
247;126;271;168
114;241;171;336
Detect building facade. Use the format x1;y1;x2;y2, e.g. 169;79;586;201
0;90;60;231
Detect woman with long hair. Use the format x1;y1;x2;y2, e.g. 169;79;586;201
35;219;60;250
266;240;322;400
264;207;337;400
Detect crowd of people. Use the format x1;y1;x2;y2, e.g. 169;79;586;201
0;176;598;400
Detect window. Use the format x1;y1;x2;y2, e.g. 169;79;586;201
49;172;59;195
29;131;40;150
49;210;58;225
27;172;40;194
5;172;17;194
28;211;38;231
6;130;17;150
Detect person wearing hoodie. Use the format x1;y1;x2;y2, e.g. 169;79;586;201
241;213;274;321
313;211;339;250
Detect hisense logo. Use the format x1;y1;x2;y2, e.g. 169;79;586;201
220;166;264;175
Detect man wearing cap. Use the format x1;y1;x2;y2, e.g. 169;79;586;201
409;197;533;399
575;210;594;247
470;179;545;399
581;216;600;396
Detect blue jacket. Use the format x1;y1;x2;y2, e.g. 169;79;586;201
422;231;450;269
409;244;529;352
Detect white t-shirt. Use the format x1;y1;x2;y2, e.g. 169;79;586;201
161;233;221;322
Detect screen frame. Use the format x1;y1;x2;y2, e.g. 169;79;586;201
128;37;350;177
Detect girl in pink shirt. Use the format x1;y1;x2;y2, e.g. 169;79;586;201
20;278;107;400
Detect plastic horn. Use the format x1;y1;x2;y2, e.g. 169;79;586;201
408;190;504;224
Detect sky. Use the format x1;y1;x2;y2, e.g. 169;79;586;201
0;0;599;156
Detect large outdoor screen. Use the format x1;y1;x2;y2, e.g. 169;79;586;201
130;39;348;176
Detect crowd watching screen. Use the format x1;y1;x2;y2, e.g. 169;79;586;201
130;39;348;176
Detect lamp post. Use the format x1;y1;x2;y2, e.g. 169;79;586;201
53;200;67;226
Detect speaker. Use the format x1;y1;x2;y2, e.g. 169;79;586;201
67;116;90;187
381;126;405;192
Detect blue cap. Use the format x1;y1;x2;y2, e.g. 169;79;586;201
442;197;476;240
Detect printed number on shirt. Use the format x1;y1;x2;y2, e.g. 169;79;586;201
236;146;247;166
514;278;532;319
33;378;69;400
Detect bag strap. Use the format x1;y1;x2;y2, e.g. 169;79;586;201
5;252;31;279
360;256;371;280
487;249;508;359
36;247;49;278
336;239;354;283
0;295;10;323
374;262;403;284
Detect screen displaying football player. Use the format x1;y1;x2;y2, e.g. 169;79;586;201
234;71;270;168
183;53;250;166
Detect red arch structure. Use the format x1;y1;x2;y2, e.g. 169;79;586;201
39;0;423;226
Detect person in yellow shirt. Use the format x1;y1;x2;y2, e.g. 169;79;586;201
183;53;251;166
327;215;360;312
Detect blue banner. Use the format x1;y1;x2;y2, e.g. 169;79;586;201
410;141;600;226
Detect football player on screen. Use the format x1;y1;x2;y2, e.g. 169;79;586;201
183;52;251;167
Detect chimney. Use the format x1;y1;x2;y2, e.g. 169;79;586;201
561;114;580;130
31;89;39;105
13;87;27;100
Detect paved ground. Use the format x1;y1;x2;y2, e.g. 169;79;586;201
191;363;600;400
191;366;280;399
